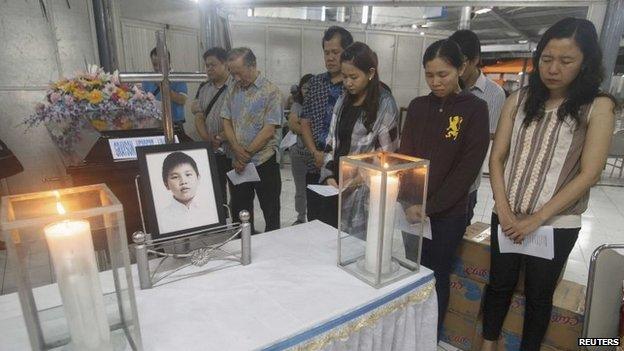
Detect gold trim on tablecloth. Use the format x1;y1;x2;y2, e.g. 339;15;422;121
291;281;436;351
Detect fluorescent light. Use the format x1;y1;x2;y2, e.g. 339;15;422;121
420;32;425;36
247;8;253;17
475;8;492;15
518;39;528;44
411;24;418;29
361;6;368;24
362;6;369;24
321;6;326;21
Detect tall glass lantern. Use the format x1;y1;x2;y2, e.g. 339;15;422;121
0;184;143;350
338;152;429;288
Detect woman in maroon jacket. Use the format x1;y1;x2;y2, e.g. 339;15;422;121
400;39;489;333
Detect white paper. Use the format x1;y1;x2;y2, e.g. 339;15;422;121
306;184;339;197
395;203;432;240
279;131;298;149
226;163;261;185
497;225;554;260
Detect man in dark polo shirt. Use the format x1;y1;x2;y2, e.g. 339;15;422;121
299;26;353;224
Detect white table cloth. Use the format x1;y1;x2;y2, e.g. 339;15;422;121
0;220;437;351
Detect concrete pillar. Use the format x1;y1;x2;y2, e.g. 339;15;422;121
459;6;472;30
92;0;119;71
599;0;624;91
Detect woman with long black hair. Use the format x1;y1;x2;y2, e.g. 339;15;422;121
319;41;399;228
481;18;616;350
399;39;490;333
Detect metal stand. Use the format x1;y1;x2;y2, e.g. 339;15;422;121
132;176;251;289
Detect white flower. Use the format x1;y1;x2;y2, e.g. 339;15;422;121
87;64;99;75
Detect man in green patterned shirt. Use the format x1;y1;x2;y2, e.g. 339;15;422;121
221;47;283;232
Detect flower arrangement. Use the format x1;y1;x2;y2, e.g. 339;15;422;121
26;65;161;152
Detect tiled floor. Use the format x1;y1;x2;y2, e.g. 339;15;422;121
2;152;624;351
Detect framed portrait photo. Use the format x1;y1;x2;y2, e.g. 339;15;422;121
137;142;226;239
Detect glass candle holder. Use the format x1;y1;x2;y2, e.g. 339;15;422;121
338;152;429;288
1;184;142;350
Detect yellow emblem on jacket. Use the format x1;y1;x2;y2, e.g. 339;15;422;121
445;115;463;140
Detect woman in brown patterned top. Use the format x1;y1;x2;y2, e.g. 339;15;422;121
481;18;616;351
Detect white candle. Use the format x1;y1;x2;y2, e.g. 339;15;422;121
44;220;112;351
365;173;399;275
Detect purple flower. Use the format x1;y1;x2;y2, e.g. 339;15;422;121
49;92;62;104
63;95;74;106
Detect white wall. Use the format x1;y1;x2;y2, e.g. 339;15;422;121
0;0;99;194
114;0;202;72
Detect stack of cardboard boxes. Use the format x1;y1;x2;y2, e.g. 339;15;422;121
440;222;586;351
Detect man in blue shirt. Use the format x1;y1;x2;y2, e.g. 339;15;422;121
143;48;188;135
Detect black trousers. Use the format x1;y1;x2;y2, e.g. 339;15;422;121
466;190;478;226
482;213;579;350
305;172;338;227
173;123;192;142
403;215;467;334
214;153;232;209
229;154;281;232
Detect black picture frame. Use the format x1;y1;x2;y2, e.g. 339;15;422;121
136;142;226;239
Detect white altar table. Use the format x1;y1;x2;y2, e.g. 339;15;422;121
0;220;437;351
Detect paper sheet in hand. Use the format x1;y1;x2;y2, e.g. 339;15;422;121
226;163;261;185
306;184;339;197
497;225;554;260
395;203;432;239
280;131;298;149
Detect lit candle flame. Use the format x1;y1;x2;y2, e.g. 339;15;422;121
53;190;66;215
56;202;66;215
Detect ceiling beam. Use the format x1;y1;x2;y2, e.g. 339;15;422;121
486;8;532;39
219;0;607;8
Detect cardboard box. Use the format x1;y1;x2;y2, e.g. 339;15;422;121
454;222;525;292
449;274;486;319
441;311;479;351
543;279;585;351
454;222;491;284
496;280;585;351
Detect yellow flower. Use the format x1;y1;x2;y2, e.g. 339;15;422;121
116;89;130;101
73;89;88;100
87;90;104;104
67;82;79;94
91;119;108;131
57;82;70;93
